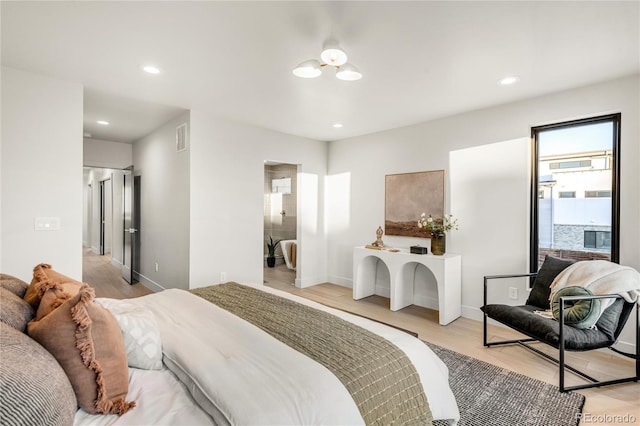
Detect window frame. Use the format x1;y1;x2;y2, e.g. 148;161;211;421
530;113;621;273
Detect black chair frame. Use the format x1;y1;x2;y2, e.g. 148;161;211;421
483;273;640;392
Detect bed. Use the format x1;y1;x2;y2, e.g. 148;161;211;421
74;283;460;425
1;269;459;426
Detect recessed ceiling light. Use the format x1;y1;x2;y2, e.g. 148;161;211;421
143;65;161;74
96;120;110;126
333;123;344;128
499;76;519;85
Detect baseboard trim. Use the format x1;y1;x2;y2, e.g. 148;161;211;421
327;275;352;288
136;273;165;293
298;274;329;289
462;305;484;321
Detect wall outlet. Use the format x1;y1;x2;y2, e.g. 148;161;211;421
155;262;159;272
220;272;227;282
509;287;518;300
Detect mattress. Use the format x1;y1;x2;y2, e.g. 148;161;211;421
75;283;460;425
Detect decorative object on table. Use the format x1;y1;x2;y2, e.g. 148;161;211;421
385;170;444;237
417;213;459;255
410;245;429;255
366;226;385;250
266;236;281;268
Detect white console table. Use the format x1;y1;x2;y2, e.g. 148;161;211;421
353;247;462;325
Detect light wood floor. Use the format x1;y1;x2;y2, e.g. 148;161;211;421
82;247;151;299
88;258;638;423
264;267;639;424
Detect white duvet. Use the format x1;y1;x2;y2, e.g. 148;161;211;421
77;284;460;425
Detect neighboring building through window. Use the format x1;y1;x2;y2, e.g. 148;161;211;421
531;114;620;271
558;191;576;198
584;230;611;249
585;190;612;198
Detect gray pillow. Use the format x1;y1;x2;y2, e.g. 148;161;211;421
0;274;29;298
551;286;601;329
0;288;34;332
526;255;575;309
0;322;77;426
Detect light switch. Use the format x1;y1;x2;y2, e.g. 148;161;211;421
35;217;61;231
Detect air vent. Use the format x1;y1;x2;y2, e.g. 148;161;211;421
176;123;188;152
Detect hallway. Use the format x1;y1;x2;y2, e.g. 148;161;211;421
82;247;151;299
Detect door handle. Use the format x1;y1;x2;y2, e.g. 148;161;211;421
128;228;138;234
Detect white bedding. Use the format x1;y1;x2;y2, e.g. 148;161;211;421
76;284;460;425
74;367;215;426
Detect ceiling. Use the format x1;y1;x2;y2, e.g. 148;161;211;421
2;1;638;143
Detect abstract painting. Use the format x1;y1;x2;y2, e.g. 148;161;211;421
385;170;445;237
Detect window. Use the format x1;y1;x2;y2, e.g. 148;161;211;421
549;160;592;169
584;231;611;249
530;114;620;271
585;190;612;198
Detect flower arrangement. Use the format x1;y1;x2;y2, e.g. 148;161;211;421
417;213;459;235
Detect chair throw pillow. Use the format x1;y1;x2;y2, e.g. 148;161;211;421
96;298;163;370
526;255;575;309
0;322;77;426
28;284;135;415
551;286;601;329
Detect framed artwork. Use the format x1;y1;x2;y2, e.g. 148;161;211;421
385;170;445;237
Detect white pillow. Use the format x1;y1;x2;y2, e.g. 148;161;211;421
95;298;163;370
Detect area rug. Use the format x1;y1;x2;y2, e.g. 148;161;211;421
427;343;585;426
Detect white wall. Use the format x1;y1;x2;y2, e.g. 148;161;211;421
327;74;639;348
83;138;132;169
1;67;83;280
132;112;190;291
189;112;327;289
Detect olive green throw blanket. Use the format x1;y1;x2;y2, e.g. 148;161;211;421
191;283;432;425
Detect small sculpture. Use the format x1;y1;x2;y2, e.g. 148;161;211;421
372;226;385;248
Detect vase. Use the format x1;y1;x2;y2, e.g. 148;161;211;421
266;256;276;267
431;233;446;255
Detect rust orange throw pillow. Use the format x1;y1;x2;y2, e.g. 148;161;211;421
28;284;135;415
24;263;83;312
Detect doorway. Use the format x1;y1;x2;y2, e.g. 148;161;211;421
82;167;133;284
263;162;298;289
121;168;140;284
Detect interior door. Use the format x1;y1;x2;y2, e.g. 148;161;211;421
122;168;137;283
99;180;105;255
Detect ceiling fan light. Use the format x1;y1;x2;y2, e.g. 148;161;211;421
336;63;362;81
293;59;322;78
321;41;348;66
